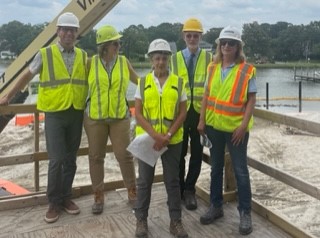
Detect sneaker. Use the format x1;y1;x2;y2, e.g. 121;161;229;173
239;211;252;235
44;204;60;223
200;204;223;225
184;191;197;210
135;219;148;238
62;199;80;215
92;191;104;214
170;219;188;238
128;187;137;204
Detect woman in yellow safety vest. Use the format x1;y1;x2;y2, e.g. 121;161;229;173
134;39;188;238
84;25;139;215
197;26;257;236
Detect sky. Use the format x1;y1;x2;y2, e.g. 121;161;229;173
1;0;320;33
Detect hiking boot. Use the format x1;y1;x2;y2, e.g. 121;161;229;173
128;186;137;204
184;190;197;210
135;219;148;238
170;219;188;238
200;204;223;225
44;204;60;223
62;199;80;215
239;211;252;235
92;191;104;214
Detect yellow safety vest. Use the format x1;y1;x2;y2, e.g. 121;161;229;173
135;73;184;144
87;55;130;120
37;44;87;112
205;62;256;132
171;50;211;113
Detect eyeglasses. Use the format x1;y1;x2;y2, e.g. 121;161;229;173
220;39;238;47
111;41;121;47
185;33;200;39
60;27;77;33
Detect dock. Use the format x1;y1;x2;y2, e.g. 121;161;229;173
0;104;319;238
293;67;320;83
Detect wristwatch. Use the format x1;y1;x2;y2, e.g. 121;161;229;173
167;132;172;138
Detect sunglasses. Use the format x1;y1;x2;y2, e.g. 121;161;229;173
185;33;200;39
220;39;238;47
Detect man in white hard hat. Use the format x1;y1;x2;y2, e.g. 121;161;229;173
198;25;257;235
0;12;88;223
171;18;212;211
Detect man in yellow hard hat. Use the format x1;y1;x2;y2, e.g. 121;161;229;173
0;12;88;223
171;18;212;210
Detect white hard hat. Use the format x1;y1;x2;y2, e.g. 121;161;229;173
56;12;79;28
147;39;172;56
215;26;242;44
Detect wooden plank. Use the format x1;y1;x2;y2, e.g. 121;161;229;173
252;199;316;238
0;183;294;238
248;157;320;200
253;108;320;135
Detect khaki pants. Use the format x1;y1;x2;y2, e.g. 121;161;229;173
84;114;136;193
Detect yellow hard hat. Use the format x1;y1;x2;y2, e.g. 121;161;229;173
96;25;122;45
182;18;203;33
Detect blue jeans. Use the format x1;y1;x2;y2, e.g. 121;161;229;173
45;107;84;205
135;143;182;220
206;126;252;213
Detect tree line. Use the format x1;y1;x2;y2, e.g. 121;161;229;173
1;20;320;63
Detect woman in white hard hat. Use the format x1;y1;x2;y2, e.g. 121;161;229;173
84;25;139;215
134;39;188;238
198;26;257;235
0;12;87;223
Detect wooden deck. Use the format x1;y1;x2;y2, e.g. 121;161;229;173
0;183;292;238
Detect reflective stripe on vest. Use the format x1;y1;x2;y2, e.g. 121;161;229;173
136;73;184;144
87;55;129;120
37;45;87;112
206;62;255;131
171;50;211;113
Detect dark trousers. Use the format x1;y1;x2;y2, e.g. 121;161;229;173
135;143;182;220
179;106;203;195
45;106;84;205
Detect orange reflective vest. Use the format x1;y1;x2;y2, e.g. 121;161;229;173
205;62;256;132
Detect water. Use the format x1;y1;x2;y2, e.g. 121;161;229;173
1;63;319;111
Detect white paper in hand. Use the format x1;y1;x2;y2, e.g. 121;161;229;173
127;133;168;167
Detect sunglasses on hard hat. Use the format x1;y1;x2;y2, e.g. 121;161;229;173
185;33;200;39
220;39;238;47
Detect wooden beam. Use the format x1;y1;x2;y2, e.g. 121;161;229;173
248;157;320;200
252;199;316;238
254;108;320;135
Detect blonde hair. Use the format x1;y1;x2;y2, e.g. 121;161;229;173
213;41;246;64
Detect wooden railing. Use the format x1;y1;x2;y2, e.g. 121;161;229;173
0;103;319;237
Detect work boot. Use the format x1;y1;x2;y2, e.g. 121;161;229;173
62;199;80;215
92;191;104;214
239;211;253;235
183;190;197;210
170;219;188;238
128;186;137;205
135;218;148;238
200;204;223;225
44;203;60;223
